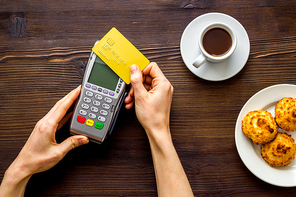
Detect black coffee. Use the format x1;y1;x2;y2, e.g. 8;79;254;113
202;27;232;56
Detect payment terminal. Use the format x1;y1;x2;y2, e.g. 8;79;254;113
70;41;128;143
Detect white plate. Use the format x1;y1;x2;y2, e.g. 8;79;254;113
235;84;296;187
180;13;250;81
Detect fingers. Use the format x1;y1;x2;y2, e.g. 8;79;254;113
125;62;166;109
59;135;89;156
142;62;166;82
143;75;153;87
124;85;133;109
47;86;81;126
125;86;134;102
125;99;134;110
57;112;73;130
129;64;147;99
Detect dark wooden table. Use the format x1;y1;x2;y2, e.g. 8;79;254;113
1;0;296;196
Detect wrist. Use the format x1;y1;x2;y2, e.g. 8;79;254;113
145;127;174;151
0;160;33;196
8;155;33;180
6;164;32;182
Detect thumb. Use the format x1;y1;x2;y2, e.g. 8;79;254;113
130;64;147;98
59;135;89;155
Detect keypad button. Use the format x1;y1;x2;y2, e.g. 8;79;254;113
104;97;112;103
109;92;115;96
100;110;108;116
86;91;93;97
93;100;100;106
86;84;91;88
103;90;108;94
81;103;89;109
88;113;96;119
86;119;94;127
98;88;102;92
98;116;106;122
95;94;103;100
102;103;110;110
91;106;99;113
95;122;104;130
77;116;85;123
79;110;87;116
92;86;97;90
83;97;91;103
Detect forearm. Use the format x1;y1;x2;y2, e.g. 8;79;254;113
147;129;194;197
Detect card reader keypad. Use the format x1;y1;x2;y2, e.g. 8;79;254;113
77;89;114;130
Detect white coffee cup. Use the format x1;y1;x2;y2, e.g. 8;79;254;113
192;22;237;68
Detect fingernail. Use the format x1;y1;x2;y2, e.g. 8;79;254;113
78;136;89;145
68;85;81;95
130;65;138;74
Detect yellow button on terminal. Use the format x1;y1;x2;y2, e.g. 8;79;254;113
86;119;94;127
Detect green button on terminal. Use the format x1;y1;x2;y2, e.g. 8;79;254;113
95;122;104;130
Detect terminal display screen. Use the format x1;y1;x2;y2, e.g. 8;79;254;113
88;56;119;91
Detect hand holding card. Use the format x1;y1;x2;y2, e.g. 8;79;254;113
92;27;150;84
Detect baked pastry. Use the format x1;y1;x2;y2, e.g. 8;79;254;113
242;110;278;144
261;132;296;166
275;97;296;131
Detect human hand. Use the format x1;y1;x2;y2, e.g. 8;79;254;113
124;62;174;139
0;86;89;197
124;63;193;197
14;85;89;176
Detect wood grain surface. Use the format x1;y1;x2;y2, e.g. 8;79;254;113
1;0;296;196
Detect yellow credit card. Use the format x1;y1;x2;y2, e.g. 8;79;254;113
92;27;150;84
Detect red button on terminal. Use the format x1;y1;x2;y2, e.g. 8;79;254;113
77;116;86;123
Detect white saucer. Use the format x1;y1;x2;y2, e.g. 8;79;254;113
235;84;296;187
180;13;250;81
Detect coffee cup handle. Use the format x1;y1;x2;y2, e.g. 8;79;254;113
192;53;206;68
